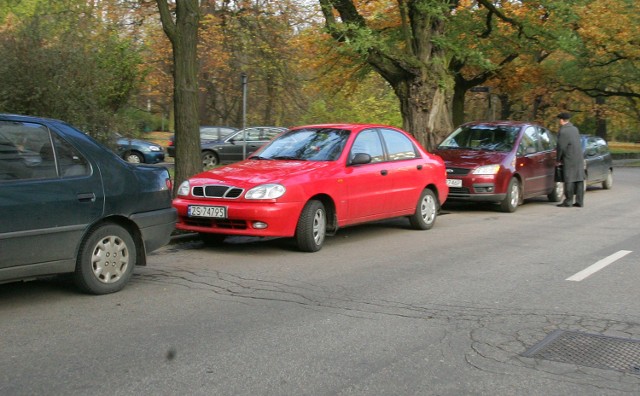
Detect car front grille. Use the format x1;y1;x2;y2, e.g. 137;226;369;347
446;167;471;176
192;185;244;199
183;217;248;229
448;187;471;196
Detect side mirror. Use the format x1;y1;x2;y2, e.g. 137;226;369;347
350;153;372;165
525;147;536;155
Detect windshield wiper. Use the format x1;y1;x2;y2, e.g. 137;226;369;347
250;156;270;160
272;155;304;160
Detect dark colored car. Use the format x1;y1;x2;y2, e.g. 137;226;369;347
582;134;613;189
116;134;165;164
0;114;177;294
173;123;448;252
166;126;238;158
433;121;564;212
200;126;287;168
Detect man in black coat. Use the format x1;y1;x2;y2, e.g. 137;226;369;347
556;112;585;207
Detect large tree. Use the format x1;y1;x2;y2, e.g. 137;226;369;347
318;0;458;150
156;0;201;193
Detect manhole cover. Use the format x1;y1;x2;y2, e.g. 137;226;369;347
523;330;640;375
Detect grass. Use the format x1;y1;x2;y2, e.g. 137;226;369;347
609;141;640;154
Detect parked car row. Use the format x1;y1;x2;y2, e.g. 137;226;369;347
0;114;614;294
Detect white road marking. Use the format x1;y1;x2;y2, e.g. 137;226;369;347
566;250;633;282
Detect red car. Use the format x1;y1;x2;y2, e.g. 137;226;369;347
433;121;564;212
173;124;448;252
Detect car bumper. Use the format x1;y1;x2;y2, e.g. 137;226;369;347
447;178;506;203
173;198;303;237
130;207;177;255
144;152;165;164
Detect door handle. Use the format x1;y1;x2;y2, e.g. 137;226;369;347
380;170;388;176
77;192;96;202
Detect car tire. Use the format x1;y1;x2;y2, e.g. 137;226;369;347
409;189;438;230
603;169;613;189
199;233;226;246
73;223;136;295
500;177;520;213
547;181;564;202
124;151;144;164
295;200;326;252
202;151;219;169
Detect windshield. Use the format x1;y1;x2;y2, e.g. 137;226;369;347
438;125;519;152
254;128;350;161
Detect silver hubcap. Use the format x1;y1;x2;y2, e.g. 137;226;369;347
312;209;326;246
127;154;140;163
202;154;217;169
555;182;564;197
420;194;436;224
509;182;519;208
92;235;129;284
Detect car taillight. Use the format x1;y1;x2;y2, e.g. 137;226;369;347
166;178;172;190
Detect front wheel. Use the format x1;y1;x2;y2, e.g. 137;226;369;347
602;169;613;189
74;224;137;295
124;151;143;164
295;200;326;252
500;177;520;213
409;189;438;230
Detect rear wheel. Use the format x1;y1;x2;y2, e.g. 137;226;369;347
409;189;438;230
547;181;564;202
74;224;136;295
295;200;326;252
202;151;219;169
500;177;520;213
602;169;613;189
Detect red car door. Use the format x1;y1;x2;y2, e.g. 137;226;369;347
342;129;391;223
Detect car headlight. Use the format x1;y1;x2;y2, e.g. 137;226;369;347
245;184;286;200
177;180;191;196
472;164;501;175
149;146;162;152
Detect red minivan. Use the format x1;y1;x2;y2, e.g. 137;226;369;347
433;121;564;212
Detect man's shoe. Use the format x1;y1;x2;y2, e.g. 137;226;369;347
557;203;571;207
573;203;583;207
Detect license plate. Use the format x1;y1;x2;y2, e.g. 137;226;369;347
446;179;462;188
188;205;227;218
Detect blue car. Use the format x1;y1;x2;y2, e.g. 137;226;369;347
116;134;165;164
0;114;177;294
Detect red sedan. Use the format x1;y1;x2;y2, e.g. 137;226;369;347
172;124;448;252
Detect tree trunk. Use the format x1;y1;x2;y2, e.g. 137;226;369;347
392;74;453;151
156;0;201;195
595;96;607;140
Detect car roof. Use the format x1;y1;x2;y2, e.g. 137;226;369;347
290;123;400;130
459;120;536;127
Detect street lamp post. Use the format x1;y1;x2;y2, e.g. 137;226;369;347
241;73;248;159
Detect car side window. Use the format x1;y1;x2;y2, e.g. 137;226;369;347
0;121;53;181
52;134;90;177
518;127;538;155
380;128;418;161
538;127;554;151
350;129;385;163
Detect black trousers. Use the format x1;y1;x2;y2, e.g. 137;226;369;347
564;180;585;206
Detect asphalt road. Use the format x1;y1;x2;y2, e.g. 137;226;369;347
2;167;640;395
